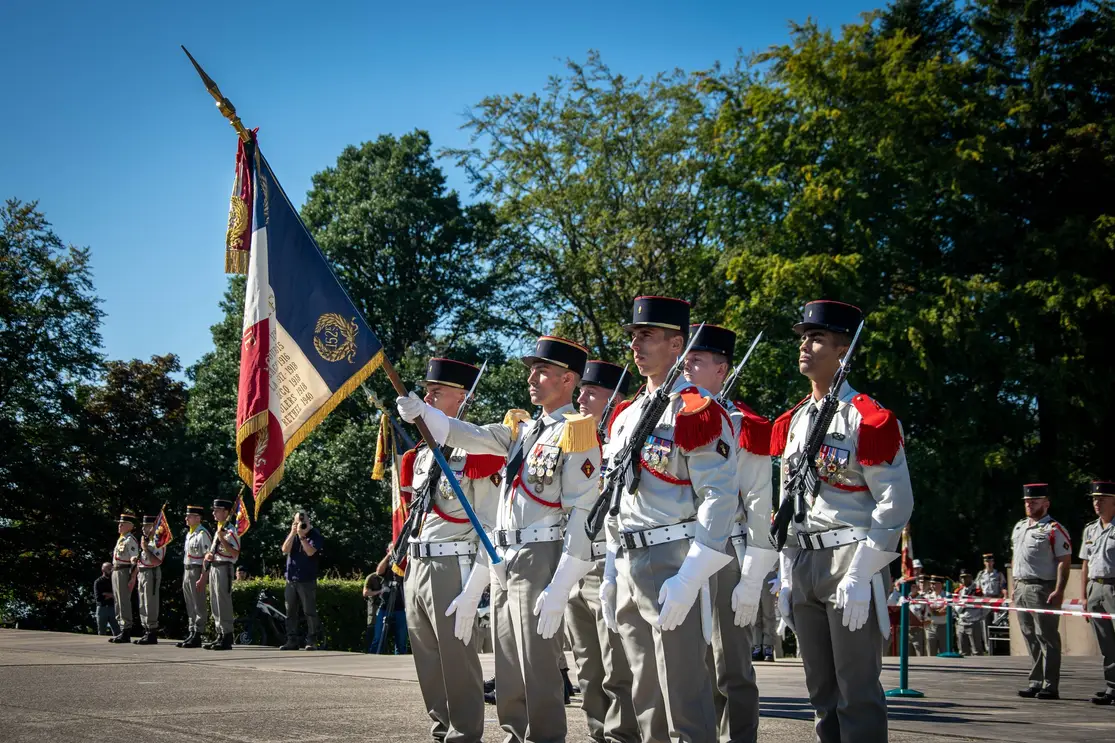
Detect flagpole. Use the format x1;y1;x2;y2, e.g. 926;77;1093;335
181;46;252;143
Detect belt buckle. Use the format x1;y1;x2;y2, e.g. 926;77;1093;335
495;531;510;548
621;532;636;550
513;529;523;545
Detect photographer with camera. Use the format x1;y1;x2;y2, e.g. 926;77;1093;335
279;511;324;650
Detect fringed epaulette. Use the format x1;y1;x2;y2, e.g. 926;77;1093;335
770;396;810;456
558;413;599;454
399;448;418;489
851;394;903;466
607;398;634;438
674;387;729;452
502;408;532;438
733;401;772;456
463;454;505;480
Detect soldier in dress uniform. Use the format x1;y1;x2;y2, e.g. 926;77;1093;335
178;505;211;649
398;336;602;743
133;515;165;645
601;296;739;743
203;498;241;651
684;323;776;743
954;571;987;656
907;576;929;657
924;577;947;656
398;358;503;743
770;300;913;743
1079;480;1115;705
108;511;140;643
566;360;639;743
1011;483;1072;699
975;553;1007;653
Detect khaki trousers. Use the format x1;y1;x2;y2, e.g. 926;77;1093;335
137;566;161;631
706;556;759;743
182;565;207;633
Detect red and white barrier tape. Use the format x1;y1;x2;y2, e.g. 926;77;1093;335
903;595;1114;621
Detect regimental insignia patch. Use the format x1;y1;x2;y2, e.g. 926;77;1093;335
581;459;596;478
716;439;730;459
490;472;503;487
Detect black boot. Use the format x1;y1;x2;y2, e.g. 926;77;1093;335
175;632;195;648
202;635;219;650
108;629;132;644
561;668;576;705
134;631;158;645
212;633;233;651
181;633;202;649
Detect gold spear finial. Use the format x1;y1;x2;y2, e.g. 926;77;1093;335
181;45;252;142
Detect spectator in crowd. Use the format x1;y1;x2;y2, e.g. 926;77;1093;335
279;511;324;651
976;552;1009;654
752;567;779;662
93;562;119;636
363;570;385;653
955;570;988;656
908;576;929;656
370;544;409;654
235;566;250;582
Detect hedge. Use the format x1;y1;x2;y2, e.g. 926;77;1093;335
207;577;370;652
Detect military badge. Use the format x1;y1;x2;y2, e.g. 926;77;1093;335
527;444;561;491
815;445;852;485
716;439;730;459
581;459;596;478
490;472;503;487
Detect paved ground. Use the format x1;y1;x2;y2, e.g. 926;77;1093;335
1;630;1112;741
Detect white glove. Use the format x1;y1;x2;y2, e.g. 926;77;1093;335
444;552;490;646
395;392;449;444
534;553;594;639
778;550;795;634
835;543;899;632
731;546;779;628
769;574;781;596
657;542;732;632
600;548;619;633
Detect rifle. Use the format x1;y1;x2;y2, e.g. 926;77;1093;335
586;325;706;540
770;320;865;550
388;361;487;575
596;364;630;441
715;330;763;409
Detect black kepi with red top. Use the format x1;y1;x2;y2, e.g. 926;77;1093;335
624;296;691;337
1022;483;1050;499
582;360;631;394
424;357;480;390
689;323;736;360
793;300;862;335
521;336;589;376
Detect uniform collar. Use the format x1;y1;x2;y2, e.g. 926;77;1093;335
1027;513;1053;527
540;402;576;425
809;381;857;409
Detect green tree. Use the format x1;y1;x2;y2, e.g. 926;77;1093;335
446;53;724;359
0;199;103;628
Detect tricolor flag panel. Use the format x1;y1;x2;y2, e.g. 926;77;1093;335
153;506;173;549
237;149;385;515
230;495;252;538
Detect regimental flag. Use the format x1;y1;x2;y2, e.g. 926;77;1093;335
229;493;252;538
900;524;915;580
153;505;173;549
236;145;385;517
224;133;256;274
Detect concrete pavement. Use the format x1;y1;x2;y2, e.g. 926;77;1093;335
1;629;1112;741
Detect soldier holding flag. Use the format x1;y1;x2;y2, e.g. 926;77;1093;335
398;336;602;743
133;512;169;645
203;497;244;651
398;358;502;743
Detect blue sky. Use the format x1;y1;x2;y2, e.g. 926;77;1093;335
1;0;875;371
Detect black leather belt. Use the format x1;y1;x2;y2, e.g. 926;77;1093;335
1091;576;1114;585
1015;577;1054;584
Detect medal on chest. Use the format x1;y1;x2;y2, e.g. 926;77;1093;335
815;444;853;485
527;444;560;493
641;435;674;473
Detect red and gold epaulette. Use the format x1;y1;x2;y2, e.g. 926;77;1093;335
607;398;635;438
675;386;730;452
733;401;773;456
770;396;810;456
851;394;903;466
462;454;505;480
399;448;418;489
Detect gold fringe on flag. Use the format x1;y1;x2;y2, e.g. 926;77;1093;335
372;412;391;481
